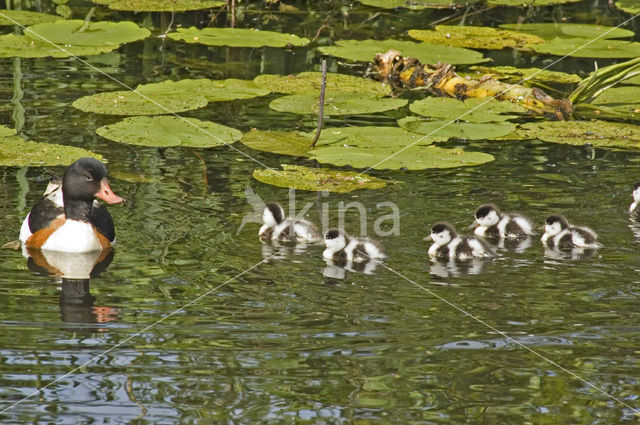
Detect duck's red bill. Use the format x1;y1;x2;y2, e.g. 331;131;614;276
97;178;124;204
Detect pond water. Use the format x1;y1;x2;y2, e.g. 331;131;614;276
1;1;640;423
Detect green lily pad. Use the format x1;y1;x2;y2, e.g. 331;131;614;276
96;116;242;147
0;10;60;26
488;0;581;5
253;165;389;193
408;26;544;50
240;130;313;157
308;126;442;148
136;78;270;101
253;72;388;96
516;120;640;149
359;0;478;9
0;125;17;137
167;27;309;48
105;0;225;11
531;37;640;59
72;91;208;115
317;39;487;65
0;34;119;58
592;86;640;108
310;144;494;170
467;65;581;84
269;93;408;116
0;135;102;166
615;0;640;14
499;23;634;40
26;20;150;46
409;97;527;123
398;116;517;140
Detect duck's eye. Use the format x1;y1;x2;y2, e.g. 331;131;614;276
85;174;93;181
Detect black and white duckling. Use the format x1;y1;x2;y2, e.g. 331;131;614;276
323;229;385;262
541;215;601;250
425;222;492;260
471;204;535;239
630;182;640;216
259;202;321;243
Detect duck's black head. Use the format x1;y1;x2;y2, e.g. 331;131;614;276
62;158;123;219
545;214;570;229
634;182;640;191
475;204;499;220
431;222;457;236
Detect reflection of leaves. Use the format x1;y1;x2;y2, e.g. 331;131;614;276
72;91;208;115
0;135;102;166
409;26;543;50
253;165;389;193
241;130;313;157
269;93;407;116
137;78;270;102
0;34;119;58
254;72;388;95
515;120;640;149
168;26;309;48
409;97;527;123
27;20;150;46
398;117;517;140
97;116;242;147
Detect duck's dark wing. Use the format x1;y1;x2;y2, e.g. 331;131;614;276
91;205;115;243
28;198;64;234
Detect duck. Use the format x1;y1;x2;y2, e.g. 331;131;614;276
425;222;492;260
630;182;640;216
259;202;321;243
541;214;601;250
19;157;124;253
322;228;385;262
471;204;535;239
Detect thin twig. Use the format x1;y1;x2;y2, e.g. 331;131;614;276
310;60;327;148
164;11;175;35
78;7;96;33
231;0;235;28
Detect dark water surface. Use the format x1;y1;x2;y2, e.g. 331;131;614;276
1;1;640;423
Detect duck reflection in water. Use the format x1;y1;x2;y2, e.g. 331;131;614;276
23;247;120;327
543;246;598;261
429;258;487;278
322;256;380;284
260;240;316;262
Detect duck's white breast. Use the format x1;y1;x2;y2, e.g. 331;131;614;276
41;220;102;253
19;213;32;243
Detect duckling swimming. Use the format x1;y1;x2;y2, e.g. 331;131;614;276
259;202;321;243
541;215;601;250
630;182;640;216
323;229;385;262
425;222;492;260
471;204;535;239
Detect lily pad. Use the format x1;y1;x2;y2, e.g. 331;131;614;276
0;125;17;137
317;39;487;65
408;26;544;50
0;135;102;166
26;20;150;46
167;27;309;48
72;91;208;115
398;116;517;140
592;86;640;108
409;97;527;123
488;0;581;5
499;23;634;40
615;0;640;14
269;93;408;116
467;65;581;84
308;126;443;148
516;120;640;149
253;165;389;193
96;116;242;147
531;38;640;59
0;34;119;58
105;0;225;11
310;144;494;170
0;10;60;26
359;0;478;9
253;72;388;96
136;78;270;102
240;130;313;157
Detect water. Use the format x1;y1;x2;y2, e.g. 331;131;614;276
1;1;640;423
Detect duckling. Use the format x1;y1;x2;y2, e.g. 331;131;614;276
541;215;601;250
425;222;492;260
323;229;385;262
259;202;321;243
630;182;640;216
471;204;535;239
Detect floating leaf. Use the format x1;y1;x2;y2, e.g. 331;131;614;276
0;34;119;58
240;130;312;157
269;93;407;116
467;65;581;85
136;78;270;101
0;10;60;26
167;27;309;48
310;144;494;170
592;86;640;110
105;0;225;11
72;91;208;115
0;135;102;166
253;72;388;96
0;125;17;137
409;97;527;123
317;39;487;65
615;0;640;14
488;0;581;5
97;116;242;147
398;116;516;140
531;37;640;59
253;165;389;193
516;120;640;149
359;0;478;9
408;26;544;50
308;126;442;148
500;23;634;40
26;20;150;46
